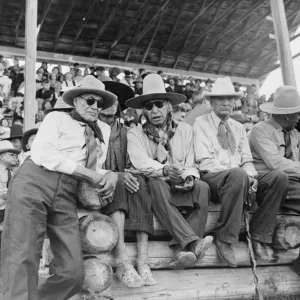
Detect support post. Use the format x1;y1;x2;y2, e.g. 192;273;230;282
270;0;296;86
24;0;37;131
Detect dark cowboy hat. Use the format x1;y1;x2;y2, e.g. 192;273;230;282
22;128;38;152
103;81;134;111
63;75;117;110
126;74;186;109
3;124;23;141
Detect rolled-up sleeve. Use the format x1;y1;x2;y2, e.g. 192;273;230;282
31;113;78;174
250;126;300;175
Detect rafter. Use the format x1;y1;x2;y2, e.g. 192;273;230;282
37;0;52;40
90;0;111;57
158;0;187;66
166;0;217;50
141;11;164;64
110;0;152;49
15;7;24;45
71;0;98;54
216;43;235;74
108;0;131;59
54;0;75;51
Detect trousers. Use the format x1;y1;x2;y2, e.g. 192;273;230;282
1;159;84;300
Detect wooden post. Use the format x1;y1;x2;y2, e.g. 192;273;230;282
270;0;296;86
24;0;37;130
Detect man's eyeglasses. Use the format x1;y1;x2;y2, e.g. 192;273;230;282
78;96;104;108
144;100;165;111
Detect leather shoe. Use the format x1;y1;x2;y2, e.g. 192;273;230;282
252;240;278;263
216;238;238;268
190;236;213;263
169;250;197;270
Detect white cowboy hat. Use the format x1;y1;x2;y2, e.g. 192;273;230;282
259;86;300;115
63;75;117;110
44;97;74;116
202;77;243;100
0;140;21;155
125;74;186;109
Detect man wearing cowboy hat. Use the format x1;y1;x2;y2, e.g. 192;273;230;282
126;74;213;270
1;75;118;300
193;77;287;267
99;81;156;287
0;140;20;225
3;123;23;151
249;85;300;274
18;127;39;164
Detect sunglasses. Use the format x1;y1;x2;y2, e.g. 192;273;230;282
79;96;104;108
144;100;165;111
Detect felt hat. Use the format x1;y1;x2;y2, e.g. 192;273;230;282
0;140;21;155
103;81;135;111
22;128;38;152
202;77;243;100
259;86;300;115
63;75;117;110
4;124;23;141
125;74;186;109
44;97;74;115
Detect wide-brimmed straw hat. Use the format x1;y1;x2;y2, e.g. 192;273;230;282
125;74;186;109
22;128;38;152
259;86;300;115
44;97;74;116
0;140;21;155
103;81;135;111
202;77;243;100
63;75;117;110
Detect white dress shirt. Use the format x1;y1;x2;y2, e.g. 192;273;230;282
31;111;110;175
193;111;257;177
127;122;199;180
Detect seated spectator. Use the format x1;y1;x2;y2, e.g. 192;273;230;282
3;124;23;151
0;63;12;99
95;66;105;79
20;127;38;164
184;83;194;101
257;110;269;122
0;140;20;223
36;71;44;90
133;77;143;96
166;78;175;93
157;70;164;79
109;67;121;82
11;66;24;96
89;66;97;77
122;71;133;88
172;105;187;123
203;79;213;92
74;69;84;83
61;72;76;91
69;67;75;78
36;79;55;101
49;72;62;96
0;118;9;128
174;77;184;94
0;119;10;140
41;61;49;79
83;68;89;77
42;100;52;111
0;84;6;104
35;109;45;125
194;79;202;92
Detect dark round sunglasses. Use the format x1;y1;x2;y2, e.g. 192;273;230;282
79;96;104;108
144;100;165;111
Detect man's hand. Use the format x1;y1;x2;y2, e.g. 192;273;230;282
174;176;195;192
97;171;119;200
164;164;183;179
123;172;139;193
249;176;258;193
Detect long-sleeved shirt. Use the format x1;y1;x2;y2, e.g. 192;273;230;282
0;164;16;210
31;111;110;175
249;117;300;177
127;122;199;180
193;111;257;177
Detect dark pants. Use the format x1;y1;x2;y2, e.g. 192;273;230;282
147;178;210;249
202;168;249;244
251;170;289;243
281;177;300;213
1;159;84;300
102;174;154;235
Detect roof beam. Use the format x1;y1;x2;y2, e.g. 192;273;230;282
110;0;152;49
54;0;75;51
90;0;111;57
15;7;24;45
37;0;52;40
179;0;242;59
165;0;217;50
71;0;98;54
141;11;164;64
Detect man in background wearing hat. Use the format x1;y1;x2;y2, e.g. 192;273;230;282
1;75;118;300
0;140;20;225
249;85;300;274
4;123;23;151
126;74;213;270
19;127;38;164
100;81;156;287
193;77;287;267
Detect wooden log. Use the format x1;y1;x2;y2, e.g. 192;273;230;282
89;240;298;269
79;213;118;254
82;257;113;293
109;266;300;299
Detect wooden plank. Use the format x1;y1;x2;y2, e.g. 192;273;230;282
86;241;298;269
36;0;52;40
109;266;300;299
24;0;37;131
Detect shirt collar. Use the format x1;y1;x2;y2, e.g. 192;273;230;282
211;111;231;127
267;117;283;131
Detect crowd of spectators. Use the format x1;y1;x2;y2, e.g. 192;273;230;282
0;55;271;138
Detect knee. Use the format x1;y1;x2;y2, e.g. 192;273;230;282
269;170;289;186
194;180;210;202
228;167;248;182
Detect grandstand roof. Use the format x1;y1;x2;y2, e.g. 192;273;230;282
1;0;300;79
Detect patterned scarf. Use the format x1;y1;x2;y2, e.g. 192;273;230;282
70;109;104;144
